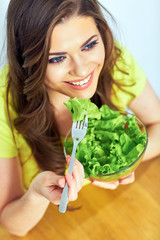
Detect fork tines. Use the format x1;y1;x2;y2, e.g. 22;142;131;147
74;115;88;129
84;115;88;128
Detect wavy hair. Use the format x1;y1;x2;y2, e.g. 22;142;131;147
6;0;128;174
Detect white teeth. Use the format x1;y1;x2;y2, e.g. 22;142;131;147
69;75;91;86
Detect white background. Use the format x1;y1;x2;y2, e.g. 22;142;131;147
99;0;160;98
0;0;160;98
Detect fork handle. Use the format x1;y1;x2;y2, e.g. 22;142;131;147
59;183;68;213
59;142;78;213
68;141;78;174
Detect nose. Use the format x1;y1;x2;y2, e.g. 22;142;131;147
69;55;88;78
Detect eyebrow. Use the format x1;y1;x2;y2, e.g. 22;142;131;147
49;34;98;56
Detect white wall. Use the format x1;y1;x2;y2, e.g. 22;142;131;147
0;0;160;98
99;0;160;98
0;1;9;67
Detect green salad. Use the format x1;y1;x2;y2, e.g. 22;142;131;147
64;97;147;178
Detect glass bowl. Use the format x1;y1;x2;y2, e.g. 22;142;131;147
64;112;148;182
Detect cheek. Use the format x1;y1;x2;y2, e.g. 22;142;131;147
97;53;105;65
93;45;105;66
45;64;66;84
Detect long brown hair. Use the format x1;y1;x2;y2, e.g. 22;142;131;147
6;0;129;174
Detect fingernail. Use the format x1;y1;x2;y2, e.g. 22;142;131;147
66;155;71;164
59;178;65;187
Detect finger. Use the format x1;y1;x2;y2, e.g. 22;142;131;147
49;188;64;205
65;171;78;202
46;178;66;205
66;155;71;165
91;180;119;189
58;178;66;188
35;172;66;205
72;160;85;191
66;155;84;174
66;156;85;191
119;172;135;185
41;171;65;188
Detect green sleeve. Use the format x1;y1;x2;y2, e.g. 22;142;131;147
0;66;18;158
111;42;147;110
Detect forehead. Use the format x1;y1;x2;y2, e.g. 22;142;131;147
49;16;99;51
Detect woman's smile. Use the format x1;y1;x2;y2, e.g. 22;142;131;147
45;16;105;106
63;69;95;89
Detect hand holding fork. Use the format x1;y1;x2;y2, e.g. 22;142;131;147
59;115;88;213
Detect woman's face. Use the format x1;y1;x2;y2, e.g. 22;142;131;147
45;15;105;103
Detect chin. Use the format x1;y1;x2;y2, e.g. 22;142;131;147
71;83;98;99
72;89;96;99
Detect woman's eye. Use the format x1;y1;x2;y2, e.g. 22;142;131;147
82;40;98;51
48;56;66;64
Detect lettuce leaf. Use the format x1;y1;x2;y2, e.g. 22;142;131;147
64;97;101;122
64;98;147;177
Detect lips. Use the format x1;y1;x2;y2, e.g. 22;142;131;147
64;70;95;90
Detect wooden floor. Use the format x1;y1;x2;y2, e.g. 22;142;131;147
0;156;160;240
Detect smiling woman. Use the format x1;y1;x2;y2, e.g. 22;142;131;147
0;0;160;237
45;16;105;101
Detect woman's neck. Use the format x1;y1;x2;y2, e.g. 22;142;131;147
48;91;72;136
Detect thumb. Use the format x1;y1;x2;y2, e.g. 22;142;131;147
42;171;65;188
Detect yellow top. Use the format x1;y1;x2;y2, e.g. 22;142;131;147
0;44;146;189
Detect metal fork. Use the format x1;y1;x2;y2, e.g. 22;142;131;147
59;115;88;213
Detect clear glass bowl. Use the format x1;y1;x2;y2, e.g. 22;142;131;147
64;112;148;182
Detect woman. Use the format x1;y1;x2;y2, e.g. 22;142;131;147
0;0;160;236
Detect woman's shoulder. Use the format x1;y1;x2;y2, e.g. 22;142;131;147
112;41;147;110
114;41;138;73
113;40;146;84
